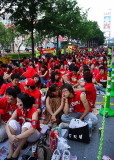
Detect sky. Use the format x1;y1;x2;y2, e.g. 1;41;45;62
77;0;114;38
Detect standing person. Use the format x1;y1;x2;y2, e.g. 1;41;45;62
61;83;98;127
0;86;21;142
5;93;41;159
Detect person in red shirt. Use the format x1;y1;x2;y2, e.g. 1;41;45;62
61;83;98;127
22;63;37;79
94;66;107;93
5;93;40;159
0;86;21;142
75;71;96;109
24;78;41;109
3;65;13;82
0;74;25;95
63;66;80;88
32;74;43;89
39;65;49;86
46;71;62;88
12;63;25;76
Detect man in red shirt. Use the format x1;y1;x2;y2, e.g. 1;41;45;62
94;66;107;93
75;71;96;108
0;74;25;95
62;66;80;88
61;83;98;127
0;86;21;142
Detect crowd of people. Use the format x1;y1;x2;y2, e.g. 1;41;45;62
0;47;108;160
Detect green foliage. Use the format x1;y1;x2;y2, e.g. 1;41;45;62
0;22;16;49
37;0;82;38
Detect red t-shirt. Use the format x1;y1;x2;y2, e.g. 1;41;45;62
70;73;80;84
12;67;24;76
0;97;17;122
16;106;40;131
23;66;37;78
95;72;107;88
84;83;96;108
68;91;85;113
25;88;41;105
46;80;62;88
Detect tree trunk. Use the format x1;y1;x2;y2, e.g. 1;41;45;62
31;21;34;62
56;35;59;55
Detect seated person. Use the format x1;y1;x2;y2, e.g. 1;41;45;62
75;71;96;108
44;84;64;127
94;66;107;93
5;93;40;159
62;66;80;88
24;78;41;109
3;65;13;83
0;74;25;95
61;83;98;127
0;86;21;142
32;74;43;89
46;71;62;88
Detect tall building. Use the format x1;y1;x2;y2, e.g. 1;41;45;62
103;9;111;41
0;13;11;25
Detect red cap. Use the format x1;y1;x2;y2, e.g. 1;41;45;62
26;79;35;86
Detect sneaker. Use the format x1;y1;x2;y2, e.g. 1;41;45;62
71;155;77;160
51;149;61;160
61;150;71;160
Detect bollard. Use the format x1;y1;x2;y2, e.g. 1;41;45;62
110;62;114;97
100;68;114;117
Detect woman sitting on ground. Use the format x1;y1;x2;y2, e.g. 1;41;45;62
44;84;64;128
5;93;41;160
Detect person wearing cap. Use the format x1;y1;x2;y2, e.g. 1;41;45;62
0;86;21;142
24;78;41;109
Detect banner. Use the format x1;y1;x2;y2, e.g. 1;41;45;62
0;57;10;64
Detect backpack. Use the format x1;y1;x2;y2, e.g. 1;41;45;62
37;130;52;160
37;144;52;160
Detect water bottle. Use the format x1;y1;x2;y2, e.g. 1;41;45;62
105;111;108;118
88;118;92;138
58;125;62;137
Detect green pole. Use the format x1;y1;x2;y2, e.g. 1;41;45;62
100;68;114;117
110;62;114;97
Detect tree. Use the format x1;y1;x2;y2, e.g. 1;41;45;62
0;0;48;60
76;20;105;46
0;22;16;50
37;0;82;53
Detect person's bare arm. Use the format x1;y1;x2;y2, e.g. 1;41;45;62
79;93;90;120
40;71;48;77
74;87;86;92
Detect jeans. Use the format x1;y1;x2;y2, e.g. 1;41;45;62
61;112;98;127
95;84;106;92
